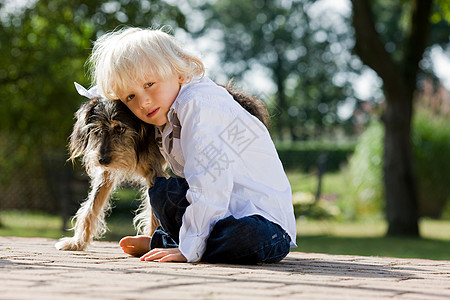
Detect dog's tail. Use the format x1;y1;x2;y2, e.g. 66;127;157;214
222;84;270;129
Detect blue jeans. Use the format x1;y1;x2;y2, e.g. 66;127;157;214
149;177;291;264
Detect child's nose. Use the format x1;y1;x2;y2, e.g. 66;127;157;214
139;95;151;109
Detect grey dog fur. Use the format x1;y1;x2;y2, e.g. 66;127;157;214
55;84;269;251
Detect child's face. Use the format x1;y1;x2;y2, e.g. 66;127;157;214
117;74;183;126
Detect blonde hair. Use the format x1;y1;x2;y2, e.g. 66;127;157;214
88;27;205;100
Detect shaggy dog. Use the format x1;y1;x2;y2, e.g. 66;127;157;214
55;84;268;251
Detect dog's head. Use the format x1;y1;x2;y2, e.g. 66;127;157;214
69;97;161;175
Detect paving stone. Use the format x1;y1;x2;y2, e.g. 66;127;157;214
0;236;449;299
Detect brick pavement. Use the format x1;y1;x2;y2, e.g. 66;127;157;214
0;236;449;299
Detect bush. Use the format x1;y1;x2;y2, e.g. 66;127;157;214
292;191;341;219
344;121;384;219
277;141;355;172
413;110;450;218
345;110;450;219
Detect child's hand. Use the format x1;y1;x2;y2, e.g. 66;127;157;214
140;247;187;262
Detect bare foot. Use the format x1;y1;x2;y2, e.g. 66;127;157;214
119;235;151;257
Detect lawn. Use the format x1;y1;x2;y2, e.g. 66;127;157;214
1;170;448;260
287;170;450;260
295;219;450;260
1;210;449;260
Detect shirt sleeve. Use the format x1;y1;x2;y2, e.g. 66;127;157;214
175;98;237;262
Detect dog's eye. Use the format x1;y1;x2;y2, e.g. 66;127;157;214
114;126;126;135
93;130;103;137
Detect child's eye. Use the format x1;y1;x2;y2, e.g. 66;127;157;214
126;94;135;101
145;82;154;88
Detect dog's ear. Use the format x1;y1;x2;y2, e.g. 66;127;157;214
113;101;155;164
134;123;155;163
68;99;99;163
83;98;101;124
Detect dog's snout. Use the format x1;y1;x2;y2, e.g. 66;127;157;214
98;156;111;165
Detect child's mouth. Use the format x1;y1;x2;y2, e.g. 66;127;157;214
147;108;159;118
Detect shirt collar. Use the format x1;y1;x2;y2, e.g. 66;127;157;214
169;76;204;111
164;76;205;129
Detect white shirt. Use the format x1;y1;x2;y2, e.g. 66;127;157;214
155;77;297;262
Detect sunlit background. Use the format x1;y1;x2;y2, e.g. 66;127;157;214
0;0;449;260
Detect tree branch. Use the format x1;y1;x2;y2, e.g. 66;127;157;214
403;0;433;86
350;0;404;95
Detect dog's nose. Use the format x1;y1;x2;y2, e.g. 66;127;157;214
98;156;111;165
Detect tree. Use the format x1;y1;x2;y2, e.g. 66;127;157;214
0;0;188;211
0;0;186;166
350;0;449;235
200;0;360;140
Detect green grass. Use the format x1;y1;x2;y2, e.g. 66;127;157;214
0;210;136;241
286;170;450;260
1;171;448;260
0;210;64;239
288;170;368;220
1;210;449;260
294;219;450;260
296;235;450;260
288;170;347;196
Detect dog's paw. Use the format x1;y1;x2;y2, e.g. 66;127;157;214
55;237;88;251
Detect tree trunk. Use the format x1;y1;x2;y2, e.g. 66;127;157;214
275;75;286;140
351;0;432;236
382;89;419;236
275;54;287;141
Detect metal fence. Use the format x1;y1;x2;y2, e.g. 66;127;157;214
0;138;88;224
